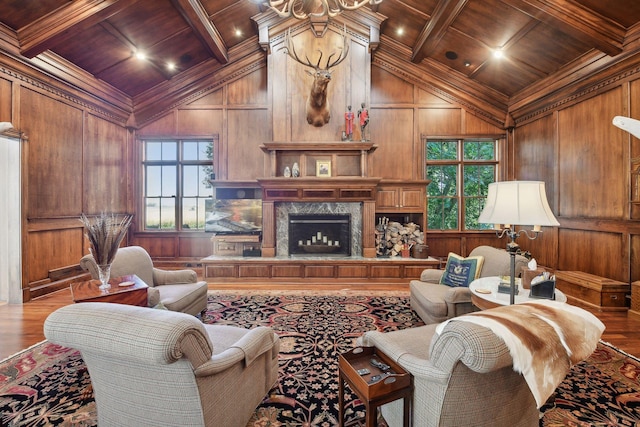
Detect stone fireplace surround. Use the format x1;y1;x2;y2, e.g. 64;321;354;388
276;202;363;257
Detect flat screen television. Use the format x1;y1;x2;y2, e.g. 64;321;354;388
204;198;262;234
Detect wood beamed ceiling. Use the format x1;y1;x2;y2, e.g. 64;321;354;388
1;0;640;126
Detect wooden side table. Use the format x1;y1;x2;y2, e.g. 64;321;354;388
469;276;566;310
338;346;412;427
70;274;149;307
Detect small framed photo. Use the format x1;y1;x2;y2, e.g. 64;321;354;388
316;160;331;177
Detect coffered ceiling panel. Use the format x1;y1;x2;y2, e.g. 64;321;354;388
1;0;639;110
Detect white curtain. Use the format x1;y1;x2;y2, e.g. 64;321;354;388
0;134;22;303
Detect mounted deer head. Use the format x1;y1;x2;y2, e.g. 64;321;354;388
281;27;349;127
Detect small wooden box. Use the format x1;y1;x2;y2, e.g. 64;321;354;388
522;267;546;289
554;271;630;311
338;346;411;401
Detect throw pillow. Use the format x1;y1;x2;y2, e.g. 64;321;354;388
440;252;485;287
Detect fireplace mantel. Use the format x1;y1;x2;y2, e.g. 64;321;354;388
259;142;380;257
258;177;381;202
260;141;377;179
260;141;377;152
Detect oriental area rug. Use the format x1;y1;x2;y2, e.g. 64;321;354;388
1;291;639;427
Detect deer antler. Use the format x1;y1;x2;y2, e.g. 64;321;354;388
324;26;349;69
336;0;384;11
266;0;383;19
280;26;349;71
281;28;316;70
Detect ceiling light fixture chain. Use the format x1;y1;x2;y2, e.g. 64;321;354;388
266;0;383;19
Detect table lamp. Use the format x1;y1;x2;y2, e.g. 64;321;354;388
478;181;559;304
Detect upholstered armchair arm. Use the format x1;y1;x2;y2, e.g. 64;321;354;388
194;326;278;376
152;267;198;285
359;327;450;385
44;302;213;364
429;321;512;374
194;347;246;375
443;286;472;303
420;269;444;283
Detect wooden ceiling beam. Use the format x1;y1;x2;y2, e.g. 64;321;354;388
18;0;141;58
411;0;469;63
170;0;228;64
501;0;625;57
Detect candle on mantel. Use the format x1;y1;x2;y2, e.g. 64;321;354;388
323;236;328;244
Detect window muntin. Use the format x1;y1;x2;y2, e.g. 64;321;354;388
142;139;214;231
426;139;497;231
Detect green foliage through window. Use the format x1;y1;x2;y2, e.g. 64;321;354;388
426;139;498;231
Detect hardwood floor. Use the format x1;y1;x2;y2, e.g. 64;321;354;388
2;283;640;361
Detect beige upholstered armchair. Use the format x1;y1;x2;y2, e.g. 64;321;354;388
410;245;528;323
80;245;208;315
44;302;280;427
358;302;604;427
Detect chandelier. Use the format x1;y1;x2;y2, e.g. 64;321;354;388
266;0;383;19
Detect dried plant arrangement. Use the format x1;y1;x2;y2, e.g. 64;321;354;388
80;212;133;267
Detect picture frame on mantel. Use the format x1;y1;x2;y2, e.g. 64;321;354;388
316;160;331;177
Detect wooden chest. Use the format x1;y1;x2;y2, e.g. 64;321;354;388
554;271;629;311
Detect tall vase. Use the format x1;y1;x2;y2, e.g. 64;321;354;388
97;264;112;290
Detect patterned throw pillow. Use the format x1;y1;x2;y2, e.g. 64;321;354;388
439;252;485;287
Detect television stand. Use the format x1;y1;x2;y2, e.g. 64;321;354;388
211;233;261;256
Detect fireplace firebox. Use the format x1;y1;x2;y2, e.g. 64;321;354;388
288;214;351;257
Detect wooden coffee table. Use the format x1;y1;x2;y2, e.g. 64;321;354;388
338;346;412;427
70;274;149;307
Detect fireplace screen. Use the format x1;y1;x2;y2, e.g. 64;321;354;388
288;214;351;256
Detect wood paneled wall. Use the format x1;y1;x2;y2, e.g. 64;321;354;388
0;65;131;300
5;21;640;299
132;64;270;259
369;65;507;258
513;75;640;284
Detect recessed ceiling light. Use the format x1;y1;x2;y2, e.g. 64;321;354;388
396;27;404;36
166;62;176;71
134;51;147;60
464;60;471;67
492;48;504;59
235;28;242;37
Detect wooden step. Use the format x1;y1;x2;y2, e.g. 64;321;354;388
29;272;91;300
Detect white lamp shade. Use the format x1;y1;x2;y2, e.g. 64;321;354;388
478;181;559;227
612;116;640;139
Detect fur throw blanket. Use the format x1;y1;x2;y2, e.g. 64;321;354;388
436;301;605;407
